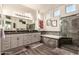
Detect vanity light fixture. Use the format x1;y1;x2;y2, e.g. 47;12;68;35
15;13;30;18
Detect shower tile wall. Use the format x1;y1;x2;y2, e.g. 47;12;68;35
61;14;79;46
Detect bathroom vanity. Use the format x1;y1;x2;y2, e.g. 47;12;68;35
1;30;41;52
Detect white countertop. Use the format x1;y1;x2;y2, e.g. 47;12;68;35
41;35;62;39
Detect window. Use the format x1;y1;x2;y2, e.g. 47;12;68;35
66;5;76;13
54;9;60;17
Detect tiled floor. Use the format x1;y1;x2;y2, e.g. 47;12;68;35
61;45;79;54
2;43;76;55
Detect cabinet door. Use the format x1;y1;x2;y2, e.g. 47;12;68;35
30;33;35;43
17;34;24;46
31;33;41;43
34;33;41;42
28;34;33;44
23;34;29;45
2;35;11;51
10;35;18;48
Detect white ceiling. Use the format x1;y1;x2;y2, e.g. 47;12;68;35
22;4;61;13
2;4;63;14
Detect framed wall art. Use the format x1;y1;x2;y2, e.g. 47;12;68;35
46;19;51;26
51;20;57;27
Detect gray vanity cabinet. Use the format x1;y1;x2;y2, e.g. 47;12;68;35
1;32;41;52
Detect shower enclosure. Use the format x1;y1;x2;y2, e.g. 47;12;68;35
60;14;79;54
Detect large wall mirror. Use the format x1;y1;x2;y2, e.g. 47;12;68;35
0;4;35;31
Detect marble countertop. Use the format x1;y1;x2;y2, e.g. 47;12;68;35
41;35;62;39
4;30;40;34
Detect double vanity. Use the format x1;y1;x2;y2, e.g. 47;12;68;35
1;31;41;52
